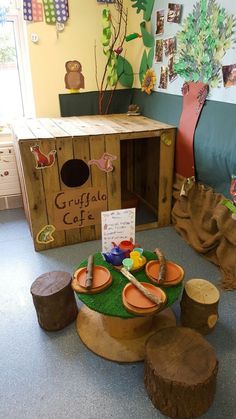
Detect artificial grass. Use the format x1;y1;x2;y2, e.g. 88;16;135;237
75;250;183;319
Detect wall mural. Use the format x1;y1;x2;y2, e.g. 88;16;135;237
151;0;235;178
151;0;236;105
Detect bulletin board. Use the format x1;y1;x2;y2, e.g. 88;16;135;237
151;0;236;104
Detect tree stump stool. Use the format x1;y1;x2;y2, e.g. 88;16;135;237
180;278;220;335
30;271;78;331
144;327;218;419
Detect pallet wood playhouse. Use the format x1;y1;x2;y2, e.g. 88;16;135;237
12;114;175;251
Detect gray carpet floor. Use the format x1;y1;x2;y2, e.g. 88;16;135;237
0;208;235;419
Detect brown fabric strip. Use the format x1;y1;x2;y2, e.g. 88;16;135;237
172;180;236;290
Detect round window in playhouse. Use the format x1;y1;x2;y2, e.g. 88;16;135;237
61;159;89;187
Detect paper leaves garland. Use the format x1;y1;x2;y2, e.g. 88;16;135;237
24;0;69;24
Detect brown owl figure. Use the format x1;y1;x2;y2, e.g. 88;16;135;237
64;60;85;92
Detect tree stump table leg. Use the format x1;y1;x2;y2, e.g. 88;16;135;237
76;305;176;362
144;327;218;418
31;271;78;331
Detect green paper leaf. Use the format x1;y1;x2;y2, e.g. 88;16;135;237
117;56;134;88
143;0;155;22
140;21;154;48
147;46;154;68
131;0;146;14
102;8;110;20
139;50;148;84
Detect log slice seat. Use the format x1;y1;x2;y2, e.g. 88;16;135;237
144;327;218;419
31;271;78;331
180;278;220;335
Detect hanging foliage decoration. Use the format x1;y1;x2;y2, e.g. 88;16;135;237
174;0;236;87
131;0;155;21
96;0;134;114
129;1;156;92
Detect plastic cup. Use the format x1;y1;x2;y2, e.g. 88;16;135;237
133;247;143;255
122;258;133;271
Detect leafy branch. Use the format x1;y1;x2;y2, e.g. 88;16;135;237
94;0;129;114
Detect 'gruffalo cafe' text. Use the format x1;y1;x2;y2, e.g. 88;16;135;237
52;187;108;231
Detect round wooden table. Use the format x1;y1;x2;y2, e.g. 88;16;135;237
74;251;183;362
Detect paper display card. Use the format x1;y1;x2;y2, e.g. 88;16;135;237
101;208;136;253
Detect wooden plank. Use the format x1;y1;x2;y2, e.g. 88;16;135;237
119;130;162;140
73;136;96;242
105;134;121;211
56;136;82;245
89;134;107;239
158;129;176;226
39;118;70;138
64;117;109;136
77;115;118;135
19;140;49;251
39;139;66;249
25;119;54;139
106;114;174;132
52;118;87;136
10;119;36;141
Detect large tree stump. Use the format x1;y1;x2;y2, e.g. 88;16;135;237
30;271;78;331
181;278;220;335
144;327;218;419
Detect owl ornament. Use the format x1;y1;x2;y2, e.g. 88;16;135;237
64;60;85;93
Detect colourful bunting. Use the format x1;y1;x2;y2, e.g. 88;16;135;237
22;0;70;24
42;0;57;24
54;0;69;23
32;0;43;22
23;0;33;21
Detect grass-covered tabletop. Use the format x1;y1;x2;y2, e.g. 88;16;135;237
74;250;183;319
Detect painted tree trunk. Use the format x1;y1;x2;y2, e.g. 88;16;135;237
175;81;209;178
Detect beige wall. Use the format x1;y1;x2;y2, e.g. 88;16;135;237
26;0;144;117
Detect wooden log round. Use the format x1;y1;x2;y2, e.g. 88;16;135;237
30;271;78;331
144;327;218;419
180;278;220;335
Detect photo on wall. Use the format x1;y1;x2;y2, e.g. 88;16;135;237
163;37;176;56
159;66;168;89
155;39;163;62
156;9;165;35
168;56;177;82
167;3;182;23
222;64;236;88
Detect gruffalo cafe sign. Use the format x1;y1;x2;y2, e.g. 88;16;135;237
52;187;108;231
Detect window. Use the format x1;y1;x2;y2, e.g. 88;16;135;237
0;1;35;122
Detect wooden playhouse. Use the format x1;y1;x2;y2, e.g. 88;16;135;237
12;114;175;251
